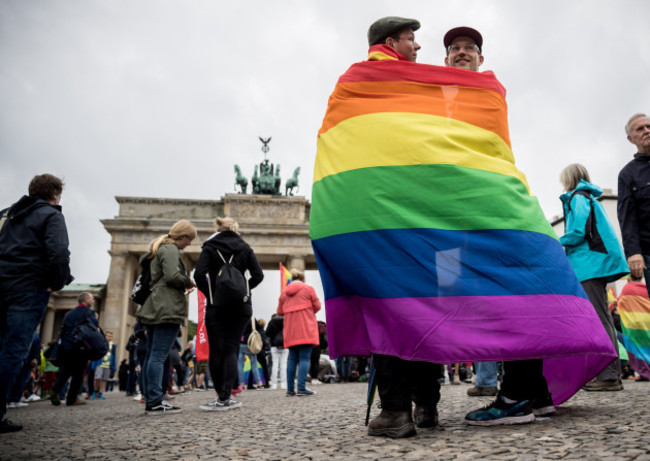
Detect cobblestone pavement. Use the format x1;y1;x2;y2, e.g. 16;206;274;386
2;380;649;460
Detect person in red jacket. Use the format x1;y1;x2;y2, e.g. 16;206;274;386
277;269;321;396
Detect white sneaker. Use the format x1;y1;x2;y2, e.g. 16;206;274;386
199;396;242;411
7;402;28;408
311;379;323;385
25;394;41;402
269;384;278;390
280;383;287;390
133;393;142;401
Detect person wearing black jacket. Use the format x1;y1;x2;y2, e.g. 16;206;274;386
618;113;650;296
0;174;74;433
265;314;287;390
51;292;97;407
194;217;264;411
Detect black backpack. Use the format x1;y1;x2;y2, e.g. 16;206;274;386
209;250;249;306
72;312;109;360
131;255;153;305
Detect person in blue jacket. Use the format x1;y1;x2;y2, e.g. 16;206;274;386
559;163;629;391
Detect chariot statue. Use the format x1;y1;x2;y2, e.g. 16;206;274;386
232;136;300;196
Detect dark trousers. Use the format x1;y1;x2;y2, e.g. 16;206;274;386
53;349;88;405
205;303;252;400
500;359;549;401
309;346;320;380
126;352;138;394
582;278;621;381
374;354;441;411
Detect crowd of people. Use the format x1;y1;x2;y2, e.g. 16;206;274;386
1;15;650;441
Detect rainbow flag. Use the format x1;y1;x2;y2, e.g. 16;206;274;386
310;57;617;404
280;263;292;291
617;281;650;379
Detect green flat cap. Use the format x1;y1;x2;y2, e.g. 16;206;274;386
367;16;421;46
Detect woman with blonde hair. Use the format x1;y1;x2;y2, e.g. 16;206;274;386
559;163;628;391
137;219;197;414
194;217;264;411
277;268;321;396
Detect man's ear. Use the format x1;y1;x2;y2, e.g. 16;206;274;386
628;135;634;145
478;55;484;67
444;56;450;66
385;37;395;49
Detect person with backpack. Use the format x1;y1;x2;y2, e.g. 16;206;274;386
277;268;321;397
137;219;197;415
559;163;629;391
50;292;96;406
194;217;264;411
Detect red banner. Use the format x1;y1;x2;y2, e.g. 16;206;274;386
195;290;210;362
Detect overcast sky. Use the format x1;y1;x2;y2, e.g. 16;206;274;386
2;1;649;323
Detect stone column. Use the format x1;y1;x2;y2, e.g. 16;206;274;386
41;308;56;344
286;256;305;272
103;251;134;365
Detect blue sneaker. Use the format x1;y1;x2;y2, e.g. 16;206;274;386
296;388;316;396
465;394;534;426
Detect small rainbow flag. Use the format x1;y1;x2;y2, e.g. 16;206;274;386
310;55;616;404
280;263;292;291
617;281;650;379
608;287;617;303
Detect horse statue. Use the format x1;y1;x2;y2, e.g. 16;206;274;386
274;165;282;195
251;165;260;194
285;167;301;196
234;165;248;194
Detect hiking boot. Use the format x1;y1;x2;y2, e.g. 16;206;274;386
199;396;242;411
465;394;534;426
145;400;182;415
368;409;417;438
51;394;61;406
467;386;498;397
582;380;624;391
0;418;23;433
413;405;438;428
67;399;87;406
532;393;555;416
296;388;316;396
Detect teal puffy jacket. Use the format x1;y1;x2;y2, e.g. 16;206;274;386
559;180;628;283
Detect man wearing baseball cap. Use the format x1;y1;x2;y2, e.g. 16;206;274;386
442;26;555;427
366;16;421;63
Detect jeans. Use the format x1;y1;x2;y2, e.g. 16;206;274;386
142;324;179;406
475;361;499;388
238;343;261;386
270;347;289;387
0;290;50;418
337;356;353;381
287;344;313;392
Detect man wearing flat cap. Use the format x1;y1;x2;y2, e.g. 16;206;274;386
366;16;421;63
441;26;555;427
363;16;444;439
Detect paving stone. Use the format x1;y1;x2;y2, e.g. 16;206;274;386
1;380;649;460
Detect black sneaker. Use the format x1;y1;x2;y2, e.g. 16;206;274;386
145;400;182;415
286;389;296;396
532;393;555;416
0;418;23;433
296;388;316;396
465;394;534;426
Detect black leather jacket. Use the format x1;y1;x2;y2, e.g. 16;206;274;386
617;154;650;257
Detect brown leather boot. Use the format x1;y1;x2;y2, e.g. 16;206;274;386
368;409;416;438
413;405;438;428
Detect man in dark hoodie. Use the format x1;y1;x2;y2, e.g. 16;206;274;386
0;173;74;433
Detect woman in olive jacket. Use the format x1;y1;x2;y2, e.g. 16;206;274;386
194;217;264;411
137;219;196;414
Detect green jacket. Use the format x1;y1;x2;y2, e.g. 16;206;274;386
137;243;191;325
